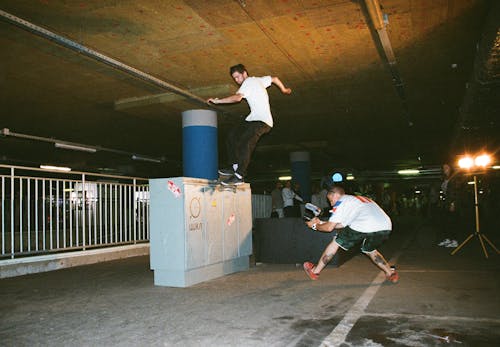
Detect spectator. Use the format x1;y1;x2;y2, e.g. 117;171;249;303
437;164;462;248
282;181;303;217
271;181;284;218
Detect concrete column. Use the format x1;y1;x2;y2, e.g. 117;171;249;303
182;109;218;180
290;151;311;202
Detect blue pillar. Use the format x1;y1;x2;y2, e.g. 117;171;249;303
290;151;311;202
182;109;218;180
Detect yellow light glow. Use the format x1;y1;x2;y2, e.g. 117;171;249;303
458;156;474;169
474;154;491;167
346;174;355;180
278;176;292;181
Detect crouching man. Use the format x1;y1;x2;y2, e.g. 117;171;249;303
304;185;398;283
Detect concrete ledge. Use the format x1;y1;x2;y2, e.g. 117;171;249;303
0;243;150;279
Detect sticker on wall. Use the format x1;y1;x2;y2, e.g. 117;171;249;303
167;180;182;198
226;213;235;226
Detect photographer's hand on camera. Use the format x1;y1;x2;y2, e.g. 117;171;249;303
306;217;321;230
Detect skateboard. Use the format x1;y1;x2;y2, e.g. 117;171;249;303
206;174;238;193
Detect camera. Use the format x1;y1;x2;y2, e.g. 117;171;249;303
303;202;321;221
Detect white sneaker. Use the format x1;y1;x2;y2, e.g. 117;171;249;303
446;240;458;248
438;239;451;247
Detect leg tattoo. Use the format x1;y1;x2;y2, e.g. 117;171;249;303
368;250;391;275
322;253;334;265
373;254;386;266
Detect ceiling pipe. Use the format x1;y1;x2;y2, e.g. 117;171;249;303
363;0;412;125
364;0;385;30
0;9;226;114
1;128;165;163
364;0;397;65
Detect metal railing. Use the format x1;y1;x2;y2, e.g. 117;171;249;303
0;165;149;259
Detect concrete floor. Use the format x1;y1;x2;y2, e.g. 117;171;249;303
1;218;499;347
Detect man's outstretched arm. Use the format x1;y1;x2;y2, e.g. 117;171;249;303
207;93;243;105
305;217;341;232
271;76;292;94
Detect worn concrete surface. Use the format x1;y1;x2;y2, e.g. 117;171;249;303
1;218;499;347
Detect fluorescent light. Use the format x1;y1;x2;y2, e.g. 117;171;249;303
40;165;71;172
467;181;475;185
278;176;292;181
398;169;420;175
346;174;355;181
55;142;96;153
493;165;500;170
131;155;162;163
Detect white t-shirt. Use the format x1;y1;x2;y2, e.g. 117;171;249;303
329;195;391;233
282;187;302;207
237;76;273;127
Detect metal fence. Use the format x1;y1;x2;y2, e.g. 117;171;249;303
0;165;149;259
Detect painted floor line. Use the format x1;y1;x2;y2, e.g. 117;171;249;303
319;273;391;347
320;252;402;347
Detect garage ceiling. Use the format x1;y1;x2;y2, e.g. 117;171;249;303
1;0;499;183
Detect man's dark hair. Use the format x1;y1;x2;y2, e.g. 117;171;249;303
230;64;247;75
328;185;345;195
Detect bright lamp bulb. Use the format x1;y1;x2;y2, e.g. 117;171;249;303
474;154;491;167
458;156;474;169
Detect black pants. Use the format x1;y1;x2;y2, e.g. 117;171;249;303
439;207;460;241
284;205;300;218
226;121;271;176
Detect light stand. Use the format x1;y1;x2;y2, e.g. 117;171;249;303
451;173;499;258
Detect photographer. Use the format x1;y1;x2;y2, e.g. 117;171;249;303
303;186;399;283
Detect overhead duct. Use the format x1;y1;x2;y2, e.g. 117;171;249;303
363;0;412;125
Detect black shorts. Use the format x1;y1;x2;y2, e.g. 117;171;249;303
334;226;391;253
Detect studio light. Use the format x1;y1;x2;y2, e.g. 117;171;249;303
458;156;474;169
451;152;498;258
474;154;491;167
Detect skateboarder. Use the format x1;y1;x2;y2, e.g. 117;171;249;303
207;64;292;186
